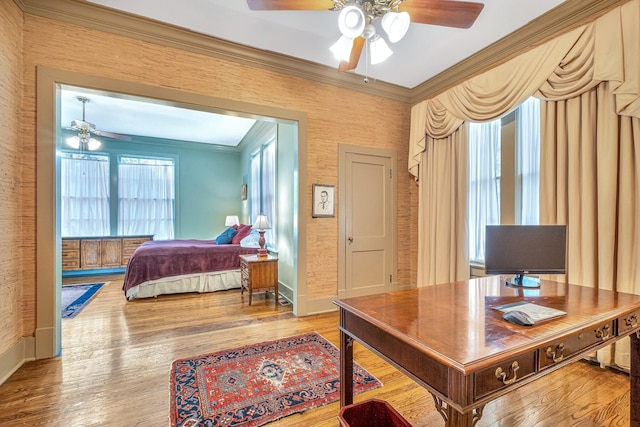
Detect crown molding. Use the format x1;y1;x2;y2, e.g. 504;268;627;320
17;0;413;102
16;0;630;105
409;0;631;104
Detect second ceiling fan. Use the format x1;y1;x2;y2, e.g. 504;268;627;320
247;0;485;72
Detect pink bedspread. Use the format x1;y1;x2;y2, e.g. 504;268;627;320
122;240;257;294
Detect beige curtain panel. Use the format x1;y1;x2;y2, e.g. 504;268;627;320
409;0;640;179
409;0;640;368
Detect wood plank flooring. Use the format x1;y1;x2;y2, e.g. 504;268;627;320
0;276;632;426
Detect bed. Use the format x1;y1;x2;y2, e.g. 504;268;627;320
123;233;258;300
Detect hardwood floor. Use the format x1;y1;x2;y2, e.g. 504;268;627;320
0;276;632;426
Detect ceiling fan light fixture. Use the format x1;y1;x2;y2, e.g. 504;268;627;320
330;35;353;62
87;137;101;151
369;35;393;65
66;135;81;149
338;4;365;38
381;11;410;43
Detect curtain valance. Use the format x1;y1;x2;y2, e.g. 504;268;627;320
409;0;640;180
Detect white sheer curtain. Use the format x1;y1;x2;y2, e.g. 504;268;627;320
250;152;260;225
468;120;501;262
261;140;276;245
60;152;110;237
118;157;175;240
517;97;541;225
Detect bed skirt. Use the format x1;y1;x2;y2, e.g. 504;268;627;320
125;269;241;300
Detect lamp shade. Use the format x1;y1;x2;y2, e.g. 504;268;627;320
225;215;239;227
253;214;271;230
338;5;365;38
381;11;410;43
369;35;393;65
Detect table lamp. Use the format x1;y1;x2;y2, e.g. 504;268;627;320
252;213;271;257
225;215;239;227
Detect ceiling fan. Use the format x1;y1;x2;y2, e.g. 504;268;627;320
65;96;131;151
246;0;484;72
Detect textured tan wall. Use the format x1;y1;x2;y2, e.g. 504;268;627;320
17;12;417;333
0;0;25;355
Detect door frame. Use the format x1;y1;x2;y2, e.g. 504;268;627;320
35;67;308;358
337;144;398;299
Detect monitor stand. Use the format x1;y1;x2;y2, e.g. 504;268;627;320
505;274;541;288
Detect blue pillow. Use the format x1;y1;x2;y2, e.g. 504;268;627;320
215;227;237;244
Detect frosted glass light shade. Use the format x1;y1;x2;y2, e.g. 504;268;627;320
66;135;81;149
338;5;365;38
86;138;101;151
225;215;239;226
381;11;410;43
369;35;393;65
330;35;353;62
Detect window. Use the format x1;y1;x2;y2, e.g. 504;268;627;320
60;152;110;237
468;97;541;263
250;138;276;245
117;156;175;240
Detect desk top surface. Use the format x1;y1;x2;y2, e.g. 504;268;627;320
335;276;640;372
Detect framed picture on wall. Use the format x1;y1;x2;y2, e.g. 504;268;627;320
241;184;248;201
312;184;335;218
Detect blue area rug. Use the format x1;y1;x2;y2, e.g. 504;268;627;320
61;283;105;319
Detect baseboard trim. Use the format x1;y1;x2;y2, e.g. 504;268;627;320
62;267;126;278
0;337;35;385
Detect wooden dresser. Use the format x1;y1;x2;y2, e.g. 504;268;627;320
239;254;278;305
62;235;153;271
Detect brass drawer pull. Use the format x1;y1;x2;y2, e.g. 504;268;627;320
495;361;520;385
595;324;610;340
625;314;638;328
546;343;565;363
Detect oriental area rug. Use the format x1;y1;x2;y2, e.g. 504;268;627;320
170;332;382;427
61;282;105;319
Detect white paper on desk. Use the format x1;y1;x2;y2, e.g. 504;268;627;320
492;301;567;322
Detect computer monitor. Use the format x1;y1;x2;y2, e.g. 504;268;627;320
484;225;567;288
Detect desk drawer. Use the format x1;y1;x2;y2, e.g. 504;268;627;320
474;351;536;399
617;309;640;335
538;320;613;370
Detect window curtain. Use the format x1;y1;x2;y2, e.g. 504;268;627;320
118;162;175;240
517;97;541;225
262;141;276;245
468;120;501;263
250;153;260;225
408;0;640;366
60;154;110;237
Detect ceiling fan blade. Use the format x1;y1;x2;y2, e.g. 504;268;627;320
338;36;365;72
93;130;132;141
246;0;335;11
401;0;484;29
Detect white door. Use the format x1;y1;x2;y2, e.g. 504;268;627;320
339;146;396;298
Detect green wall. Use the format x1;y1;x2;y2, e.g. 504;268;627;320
61;130;242;239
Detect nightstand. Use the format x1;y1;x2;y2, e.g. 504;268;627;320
240;254;278;305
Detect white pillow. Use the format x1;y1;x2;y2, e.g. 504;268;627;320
240;228;261;248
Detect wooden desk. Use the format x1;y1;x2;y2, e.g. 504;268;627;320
335;276;640;426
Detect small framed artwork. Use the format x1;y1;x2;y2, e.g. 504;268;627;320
241;184;248;201
312;184;335;218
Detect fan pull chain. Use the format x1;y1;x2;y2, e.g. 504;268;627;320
364;39;370;84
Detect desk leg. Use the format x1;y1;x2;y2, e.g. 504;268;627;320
340;329;354;407
632;332;640;427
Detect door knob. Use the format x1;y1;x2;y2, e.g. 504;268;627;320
348;237;354;243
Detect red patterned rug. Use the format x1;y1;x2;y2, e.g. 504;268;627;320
170;332;381;427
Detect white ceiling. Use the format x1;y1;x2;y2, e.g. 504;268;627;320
60;0;567;146
60;87;258;146
86;0;565;88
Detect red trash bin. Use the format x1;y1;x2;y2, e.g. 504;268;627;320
338;399;412;427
